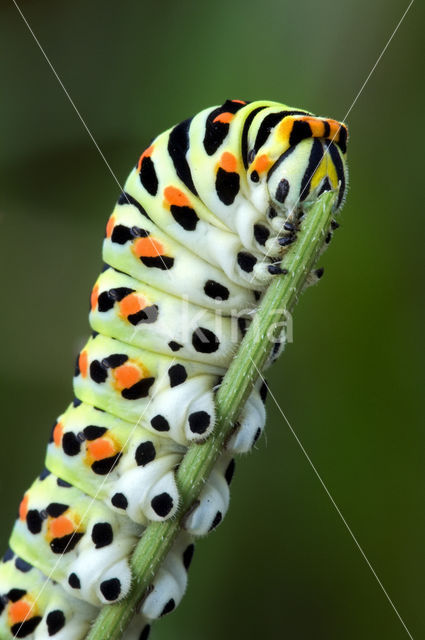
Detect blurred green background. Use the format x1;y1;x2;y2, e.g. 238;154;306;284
0;0;424;638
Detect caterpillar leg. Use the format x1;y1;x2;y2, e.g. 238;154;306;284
139;533;193;621
183;455;234;536
226;382;267;454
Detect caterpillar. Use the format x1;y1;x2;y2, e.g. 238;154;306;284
0;99;348;639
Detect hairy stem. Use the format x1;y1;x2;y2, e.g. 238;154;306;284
86;190;337;640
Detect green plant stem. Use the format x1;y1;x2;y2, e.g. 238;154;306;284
86;191;337;640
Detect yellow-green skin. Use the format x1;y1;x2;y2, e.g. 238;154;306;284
0;99;348;639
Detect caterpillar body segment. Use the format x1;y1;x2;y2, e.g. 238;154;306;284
1;99;348;638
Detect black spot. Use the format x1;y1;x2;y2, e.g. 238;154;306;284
289;120;313;146
0;599;4;616
241;105;268;168
151;493;174;517
101;353;128;369
182;543;195;570
111;224;134;244
111;493;128;510
100;578;121;601
253;427;262;443
260;381;268;403
11;617;42;638
254;290;262;301
2;547;14;562
117;192;151;219
139;624;151;640
131;226;150;238
26;510;42;534
168;118;198;195
150;415;170;432
224;459;236;485
299;138;323;201
139;256;174;270
253;224;270;246
46;503;68;518
331;219;340;230
192;327;219;353
275;178;289;203
91;453;122;475
90;360;108;383
109;287;135;302
168;340;183;352
215;167;240;205
62;432;81;456
237;252;257;273
188;411;210;434
72;398;82;408
315;267;324;279
39;468;51;481
7;588;26;602
15;557;31;573
68;572;81;589
91;522;113;548
57;478;72;488
204;279;229;301
168;364;187;387
209;511;222;531
135;441;156;466
238;317;248;336
325;231;332;244
160;598;176;617
268;264;287;275
50;532;84;554
170;204;199;231
46;610;65;636
121;377;155;399
97;291;114;312
250;170;259;183
139;156;158;196
127;304;159;326
83;425;107;440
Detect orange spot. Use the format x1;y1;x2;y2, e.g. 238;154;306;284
9;600;33;624
87;437;116;461
90;284;99;312
220;152;237;173
119;293;146;317
53;422;64;447
253;153;271;173
213;112;234;124
163;186;190;208
19;494;28;521
79;350;88;378
113;363;141;390
106;215;115;238
50;515;74;539
137;145;154;171
231;99;246;104
132;236;165;258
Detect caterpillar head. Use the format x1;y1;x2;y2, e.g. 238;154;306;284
247;112;348;223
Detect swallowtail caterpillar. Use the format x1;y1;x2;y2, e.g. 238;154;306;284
0;99;348;639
